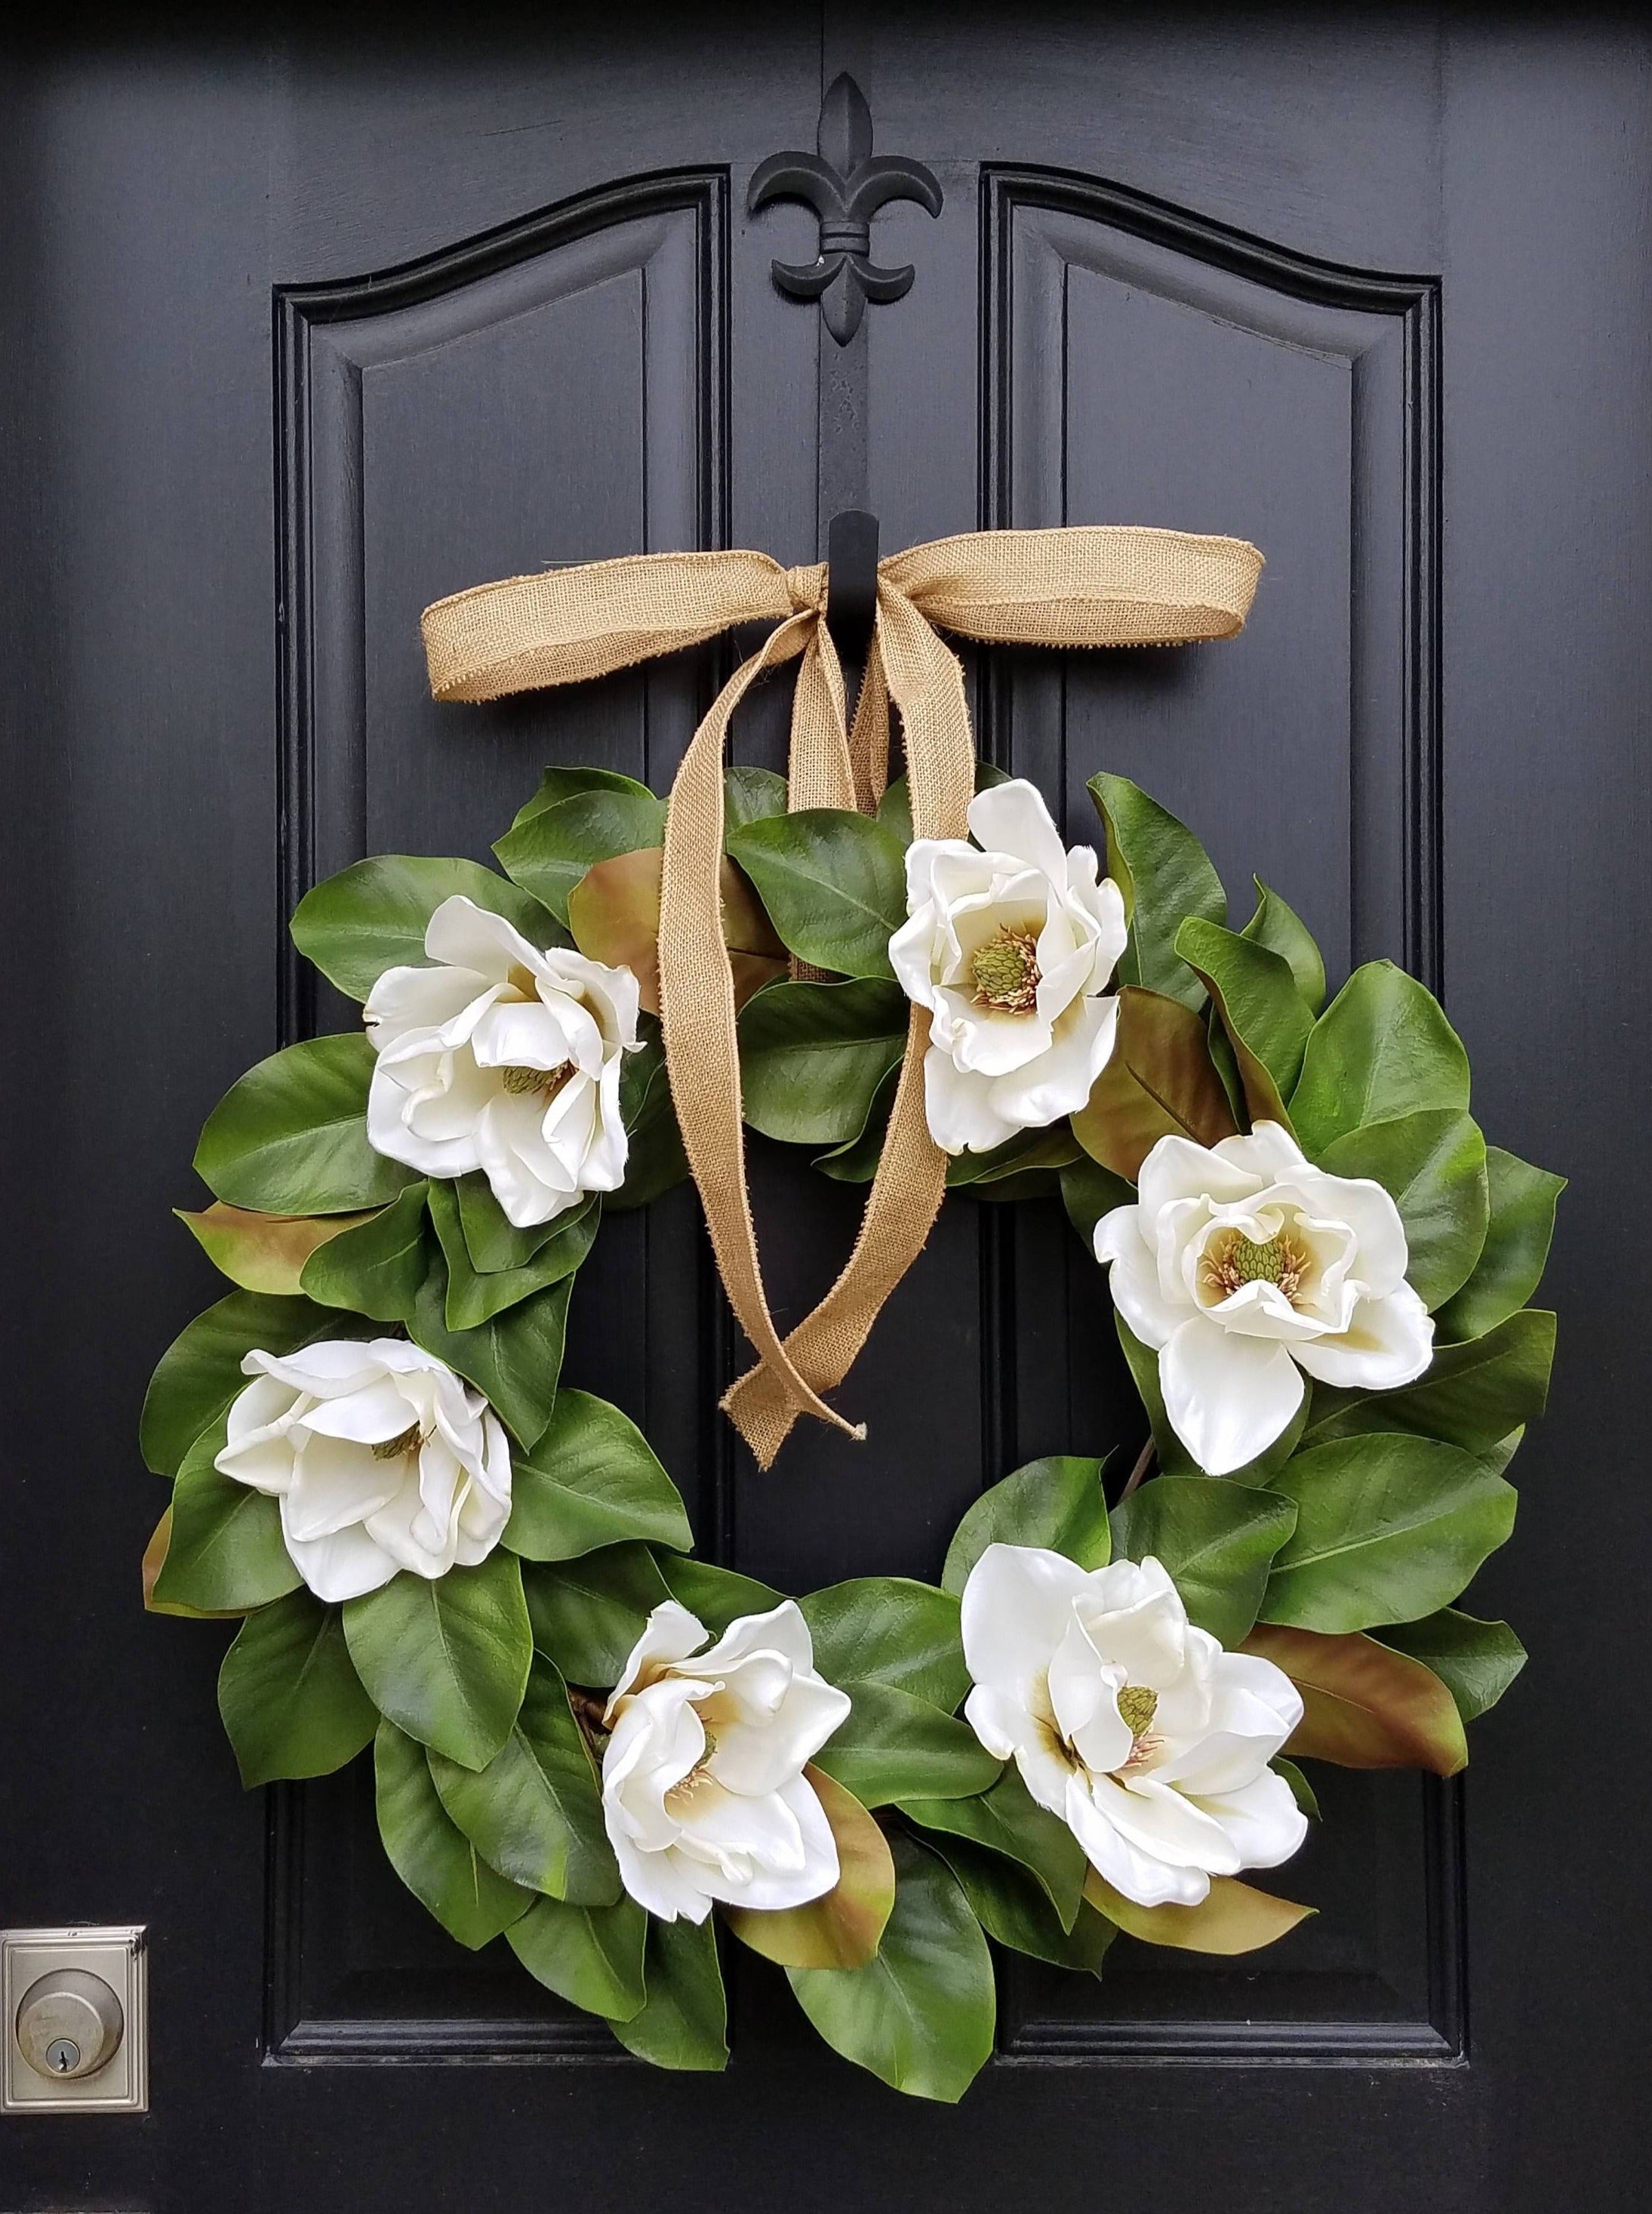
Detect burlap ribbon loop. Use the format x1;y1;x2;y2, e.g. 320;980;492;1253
422;525;1262;1465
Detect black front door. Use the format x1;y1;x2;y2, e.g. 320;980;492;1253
4;8;1644;2209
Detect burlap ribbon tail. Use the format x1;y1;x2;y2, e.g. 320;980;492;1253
421;527;1262;1465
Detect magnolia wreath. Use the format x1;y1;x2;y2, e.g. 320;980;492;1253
142;530;1559;2101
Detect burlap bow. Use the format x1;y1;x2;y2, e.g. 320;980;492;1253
421;526;1262;1465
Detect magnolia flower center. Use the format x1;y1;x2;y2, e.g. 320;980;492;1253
1203;1227;1308;1305
969;924;1041;1012
1114;1683;1164;1776
664;1726;718;1812
500;1060;575;1100
371;1420;426;1461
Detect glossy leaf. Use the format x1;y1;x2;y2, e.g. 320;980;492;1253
1303;1309;1555;1452
373;1719;532;1949
152;1424;301;1614
654;1555;783;1636
1111;1474;1297;1646
786;1833;995;2103
425;1178;595;1330
568;844;785;1015
1261;1433;1516;1633
493;781;666;926
1317;1109;1489;1312
1084;1869;1313;1954
507;1893;648;2021
1060;1155;1136;1248
510;765;660;830
942;1456;1112;1597
923;1833;1118;1974
1375;1608;1528;1723
943;1122;1081;1191
1241;879;1326;1013
814;1058;900;1184
291;853;566;999
140;1289;372;1477
1089;771;1226;1008
429;1656;617;1902
195;1032;412;1214
811;1680;1003;1807
723;763;789;831
1241;1621;1468;1774
343;1552;534;1771
1177;916;1313;1129
899;1768;1087;1929
521;1543;674;1689
726;808;907;979
724;1767;895;1969
739;978;909;1144
607;1026;689;1212
611;1914;728;2071
798;1578;968;1712
217;1590;377;1786
451;1170;569;1274
1289;961;1471;1156
1435;1147;1565;1341
1272;1755;1321;1820
408;1262;570;1450
175;1202;376;1295
299;1181;430;1322
504;1388;691;1561
1072;984;1238;1179
1114;1316;1199;1477
143;1507;244;1620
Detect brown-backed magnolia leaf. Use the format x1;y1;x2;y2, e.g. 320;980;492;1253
1084;1869;1314;1954
568;846;786;1014
721;1767;895;1970
1241;1622;1468;1775
141;1507;247;1620
1072;986;1238;1180
176;1202;377;1295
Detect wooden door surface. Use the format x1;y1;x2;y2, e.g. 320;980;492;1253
2;8;1645;2209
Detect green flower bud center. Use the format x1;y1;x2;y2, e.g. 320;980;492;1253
1204;1228;1307;1305
969;924;1041;1012
372;1421;424;1462
500;1060;575;1099
1115;1683;1159;1739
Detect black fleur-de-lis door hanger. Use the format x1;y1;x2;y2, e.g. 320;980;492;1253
749;74;943;345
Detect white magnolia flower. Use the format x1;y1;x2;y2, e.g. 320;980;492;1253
215;1338;511;1602
365;895;641;1229
889;778;1127;1155
1096;1122;1435;1477
600;1600;852;1924
962;1544;1306;1908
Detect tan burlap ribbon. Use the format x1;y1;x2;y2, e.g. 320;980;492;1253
422;527;1262;1464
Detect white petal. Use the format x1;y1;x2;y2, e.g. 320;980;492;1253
423;895;552;983
1187;1767;1308;1871
282;1433;404;1540
1064;1774;1211;1907
922;1046;1020;1155
989;993;1118;1131
365;1056;485;1178
1292;1281;1435;1389
365;962;489;1050
1045;1615;1134;1775
1271;1168;1410;1298
961;1542;1088;1699
240;1340;395;1396
1073;1562;1191;1692
1210;1121;1307;1183
1093;1772;1242;1874
1094;1204;1186;1351
537;947;641;1048
282;1520;401;1603
605;1601;709;1717
967;778;1069;879
606;1826;714;1923
296;1378;418;1445
469;994;594;1074
1159;1315;1306;1476
889;907;943;1011
1137;1134;1263;1223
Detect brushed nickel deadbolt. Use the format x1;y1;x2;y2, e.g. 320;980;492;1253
2;1926;147;2113
15;1966;125;2080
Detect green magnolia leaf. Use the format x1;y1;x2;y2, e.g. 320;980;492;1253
810;1680;1003;1808
1272;1755;1321;1820
922;1833;1118;1975
373;1719;533;1948
143;1507;241;1621
408;1261;570;1450
153;1424;301;1614
290;854;567;999
724;1767;895;1969
507;1893;648;2021
786;1833;995;2105
723;763;789;831
510;765;660;830
175;1202;377;1295
943;1122;1081;1192
504;1388;691;1561
522;1543;674;1689
1316;1110;1489;1313
607;1027;689;1212
813;1058;901;1184
1303;1309;1555;1452
1072;984;1238;1181
1241;1621;1468;1775
1114;1316;1199;1477
1176;916;1313;1129
1260;1434;1516;1633
798;1578;968;1712
217;1589;378;1786
1241;879;1326;1013
611;1914;728;2072
1375;1608;1528;1723
1085;1869;1313;1954
726;808;907;980
1435;1147;1565;1341
195;1032;412;1215
452;1171;568;1274
140;1289;371;1477
738;978;909;1144
343;1553;533;1771
1289;962;1471;1156
1060;1156;1136;1248
429;1656;617;1903
493;781;666;926
425;1179;596;1330
654;1556;783;1635
1089;772;1226;1009
942;1457;1112;1597
299;1181;430;1321
899;1767;1087;1929
1111;1475;1297;1646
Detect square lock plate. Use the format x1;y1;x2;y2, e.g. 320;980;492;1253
2;1926;148;2114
